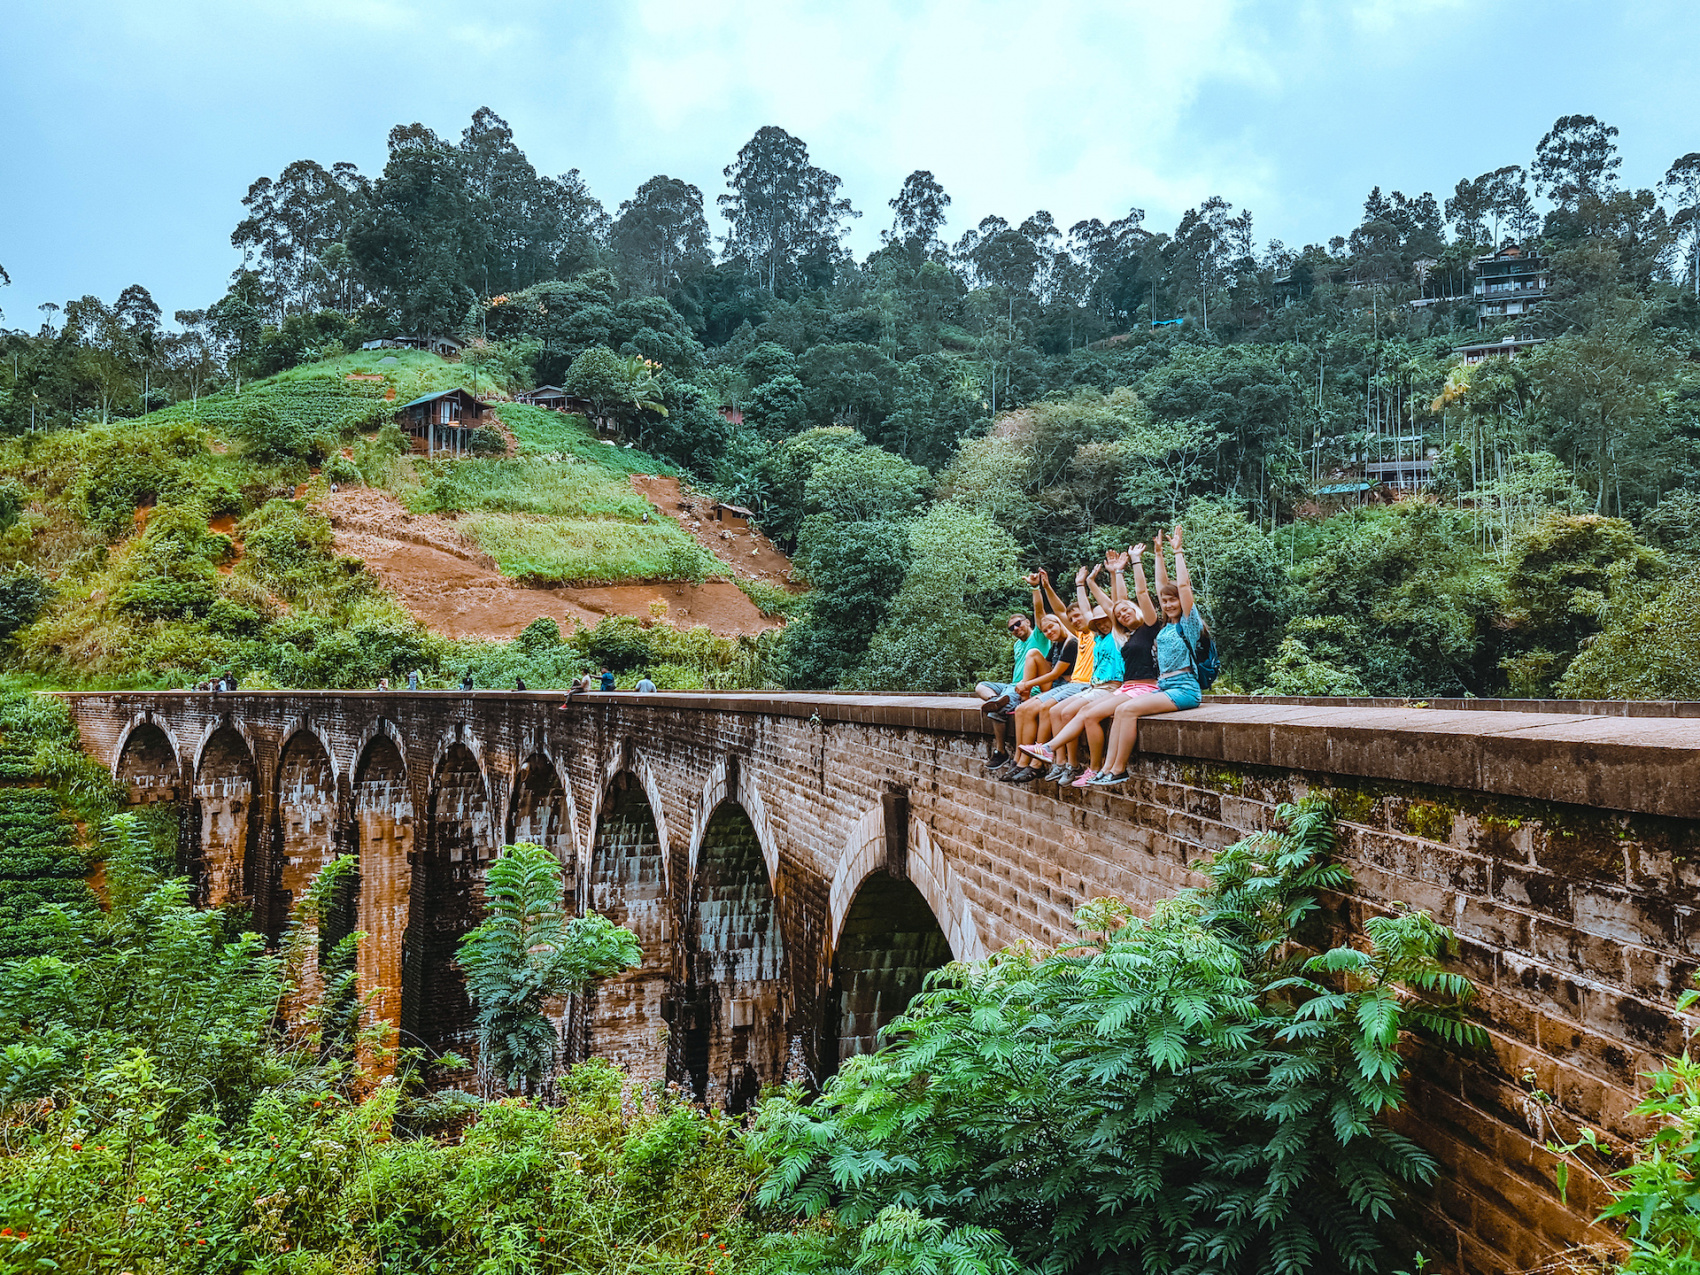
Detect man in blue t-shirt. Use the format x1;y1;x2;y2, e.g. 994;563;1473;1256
599;667;616;691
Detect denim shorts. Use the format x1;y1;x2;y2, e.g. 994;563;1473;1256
1157;674;1203;711
980;681;1022;702
1031;679;1092;706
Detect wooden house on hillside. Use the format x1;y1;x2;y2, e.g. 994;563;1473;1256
398;388;489;456
362;335;465;358
516;385;569;409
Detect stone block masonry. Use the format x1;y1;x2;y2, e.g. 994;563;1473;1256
62;690;1700;1273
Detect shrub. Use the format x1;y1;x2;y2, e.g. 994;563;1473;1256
753;799;1485;1275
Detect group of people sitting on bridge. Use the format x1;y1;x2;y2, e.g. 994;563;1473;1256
975;524;1214;789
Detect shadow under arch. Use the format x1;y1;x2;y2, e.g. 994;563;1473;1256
402;733;493;1067
680;798;784;1113
506;751;572;868
113;716;183;807
352;728;412;1033
826;874;952;1076
191;721;258;911
580;771;672;1080
268;728;340;945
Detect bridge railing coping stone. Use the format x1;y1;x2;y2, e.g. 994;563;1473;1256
60;691;1700;821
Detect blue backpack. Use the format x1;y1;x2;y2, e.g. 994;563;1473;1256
1181;625;1221;691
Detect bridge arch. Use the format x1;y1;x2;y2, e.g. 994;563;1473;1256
824;806;955;1072
190;718;259;909
687;755;777;884
351;724;412;1032
505;749;575;870
682;794;785;1112
585;746;672;891
269;725;342;944
403;726;494;1065
581;768;674;1079
111;712;184;806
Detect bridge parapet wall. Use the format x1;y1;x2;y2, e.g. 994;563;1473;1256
61;690;1700;1273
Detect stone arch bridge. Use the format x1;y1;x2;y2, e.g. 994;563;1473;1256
62;689;1700;1274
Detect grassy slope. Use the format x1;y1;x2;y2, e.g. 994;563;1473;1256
0;353;733;688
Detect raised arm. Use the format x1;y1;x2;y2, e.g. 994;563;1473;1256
1151;529;1171;593
1171;523;1195;616
1038;569;1070;621
1105;548;1129;605
1073;565;1092;621
1024;571;1046;626
1085;563;1117;619
1128;541;1158;626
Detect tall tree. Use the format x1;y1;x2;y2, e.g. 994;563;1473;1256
1662;152;1700;299
460;107;548;293
720;126;858;293
231;159;369;317
347;123;488;335
1532;114;1623;210
612;175;712;295
886;170;951;257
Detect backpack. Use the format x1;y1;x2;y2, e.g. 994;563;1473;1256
1180;625;1221;691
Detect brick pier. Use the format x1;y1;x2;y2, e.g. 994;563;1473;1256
61;690;1700;1273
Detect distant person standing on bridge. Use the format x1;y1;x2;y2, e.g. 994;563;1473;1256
599;667;615;692
514;675;527;691
636;672;657;693
461;669;475;691
408;668;420;691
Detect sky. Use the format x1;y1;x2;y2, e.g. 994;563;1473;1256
3;0;1699;326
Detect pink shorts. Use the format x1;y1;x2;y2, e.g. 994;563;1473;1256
1117;681;1160;697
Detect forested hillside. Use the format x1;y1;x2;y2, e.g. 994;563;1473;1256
1;109;1697;696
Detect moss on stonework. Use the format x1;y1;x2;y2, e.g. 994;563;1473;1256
1329;788;1378;826
1400;800;1457;844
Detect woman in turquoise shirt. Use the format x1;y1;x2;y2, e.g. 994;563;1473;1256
1089;525;1207;787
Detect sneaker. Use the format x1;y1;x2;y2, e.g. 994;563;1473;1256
984;752;1011;772
1070;768;1098;788
986;710;1010;724
1004;766;1040;783
980;693;1014;714
1054;765;1080;785
1042;763;1069;782
1088;770;1130;787
1018;742;1055;765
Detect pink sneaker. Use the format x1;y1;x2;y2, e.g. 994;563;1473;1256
1019;743;1054;764
1070;768;1097;788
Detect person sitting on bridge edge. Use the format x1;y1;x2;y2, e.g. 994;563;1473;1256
997;569;1091;781
1091;525;1209;787
1011;574;1124;784
514;675;527;691
636;672;657;693
1021;539;1163;786
976;576;1052;768
460;669;475;691
599;667;616;692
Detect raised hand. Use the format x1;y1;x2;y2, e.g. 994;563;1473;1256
1105;549;1128;572
1170;524;1184;551
1129;542;1146;562
1024;571;1042;587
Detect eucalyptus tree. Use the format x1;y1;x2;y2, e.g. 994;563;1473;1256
613;175;713;295
720;126;858;294
232;158;369;318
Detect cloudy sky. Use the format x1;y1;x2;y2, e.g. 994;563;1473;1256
4;0;1699;323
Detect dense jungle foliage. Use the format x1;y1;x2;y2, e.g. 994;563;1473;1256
2;109;1699;696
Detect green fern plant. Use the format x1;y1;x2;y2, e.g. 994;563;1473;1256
456;842;640;1095
751;797;1486;1275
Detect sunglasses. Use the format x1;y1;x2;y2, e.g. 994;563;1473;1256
1007;622;1024;633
